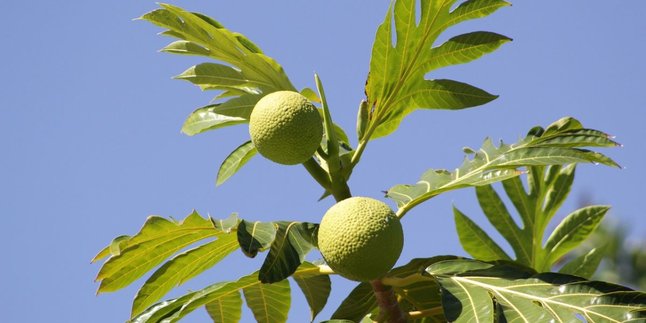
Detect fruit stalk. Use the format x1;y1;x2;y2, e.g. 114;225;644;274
370;279;407;323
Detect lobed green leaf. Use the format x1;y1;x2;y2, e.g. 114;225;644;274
95;211;218;293
387;117;619;217
365;0;510;139
131;233;240;317
142;3;295;137
426;258;646;323
129;263;321;323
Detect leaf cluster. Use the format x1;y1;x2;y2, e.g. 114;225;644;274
93;212;328;322
93;1;646;322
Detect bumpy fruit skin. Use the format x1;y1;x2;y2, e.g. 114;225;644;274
318;197;404;281
249;91;323;165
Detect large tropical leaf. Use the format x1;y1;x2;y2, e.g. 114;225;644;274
130;233;240;316
454;163;610;273
94;211;224;293
425;258;646;323
364;0;510;139
140;3;295;136
129;263;324;323
386;117;620;217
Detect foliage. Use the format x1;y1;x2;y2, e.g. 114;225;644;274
94;0;646;322
571;221;646;291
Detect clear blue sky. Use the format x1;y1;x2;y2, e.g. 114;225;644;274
2;1;645;322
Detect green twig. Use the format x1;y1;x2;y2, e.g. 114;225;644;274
302;158;332;192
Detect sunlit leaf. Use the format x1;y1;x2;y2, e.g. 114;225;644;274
129;266;302;323
421;31;511;72
216;140;257;186
454;207;510;261
180;104;247;136
95;211;217;293
365;0;510;139
142;3;295;136
161;40;211;56
544;205;609;265
243;279;291;323
175;63;259;93
205;292;242;323
387;117;620;217
131;232;239;317
542;164;576;219
426;258;646;323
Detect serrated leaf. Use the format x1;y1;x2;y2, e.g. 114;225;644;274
216;140;257;186
243;279;291;323
237;220;277;258
95;211;217;293
205;292;242;323
143;4;294;92
331;282;376;322
292;262;331;322
259;221;317;283
559;248;605;279
141;4;295;136
365;0;510;139
544;205;609;265
387;117;619;217
131;232;239;317
454;207;510;261
426;258;646;323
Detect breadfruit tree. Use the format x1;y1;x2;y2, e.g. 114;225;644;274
93;1;646;322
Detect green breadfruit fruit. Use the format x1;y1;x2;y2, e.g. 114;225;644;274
318;197;404;281
249;91;323;165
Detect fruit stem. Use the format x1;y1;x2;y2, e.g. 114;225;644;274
302;158;332;192
313;73;352;202
370;279;407;323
